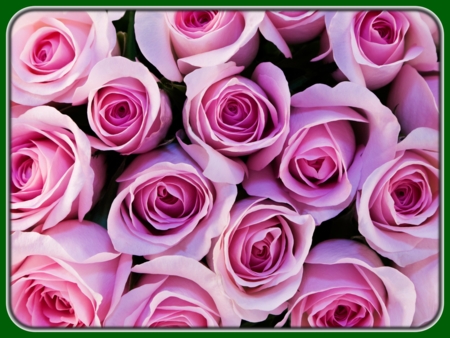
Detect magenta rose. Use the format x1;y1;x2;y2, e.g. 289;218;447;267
324;11;437;89
104;256;241;327
108;143;237;259
357;128;439;267
11;106;105;231
259;11;325;58
11;220;132;327
11;11;117;106
180;62;290;184
72;57;172;155
209;197;315;322
395;254;440;327
277;239;416;327
134;11;264;82
387;64;439;135
243;82;400;224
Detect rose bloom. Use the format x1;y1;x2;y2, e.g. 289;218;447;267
259;11;325;58
324;11;437;89
134;11;264;82
243;82;400;224
357;128;439;267
11;220;132;327
11;106;105;231
180;62;290;184
277;239;415;328
11;11;117;106
209;197;315;322
72;57;172;155
395;254;440;327
387;64;439;135
108;143;237;259
104;256;241;327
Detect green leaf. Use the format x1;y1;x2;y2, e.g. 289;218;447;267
124;11;137;61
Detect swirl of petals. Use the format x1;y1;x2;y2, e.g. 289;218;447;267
210;197;315;322
104;256;241;327
108;143;237;259
11;106;105;231
276;239;416;328
72;57;172;155
12;11;117;105
357;127;439;266
11;220;132;327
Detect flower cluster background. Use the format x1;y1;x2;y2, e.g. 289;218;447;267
8;8;441;329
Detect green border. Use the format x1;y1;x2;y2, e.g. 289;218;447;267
2;0;447;336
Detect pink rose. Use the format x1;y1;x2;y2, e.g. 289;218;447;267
180;62;290;184
72;57;172;155
11;106;105;231
11;220;132;327
357;128;439;267
259;11;325;58
104;256;241;327
387;64;439;135
108;143;237;259
395;254;440;327
324;11;437;89
278;239;416;327
11;11;117;106
209;197;315;322
134;11;264;82
243;82;400;224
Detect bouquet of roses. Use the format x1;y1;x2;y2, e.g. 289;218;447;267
9;8;440;329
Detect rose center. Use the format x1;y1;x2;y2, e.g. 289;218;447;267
373;20;393;43
12;156;34;191
157;185;179;205
185;11;218;28
307;158;325;173
391;179;422;214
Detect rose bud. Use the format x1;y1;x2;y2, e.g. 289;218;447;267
134;11;264;81
209;197;315;322
104;256;241;327
11;11;117;106
72;57;172;155
11;106;105;231
11;220;132;327
180;61;290;184
357;127;439;267
323;11;438;89
108;143;237;259
277;239;416;327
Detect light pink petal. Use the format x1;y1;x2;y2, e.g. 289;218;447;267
135;11;183;82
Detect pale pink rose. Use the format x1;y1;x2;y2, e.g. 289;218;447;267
324;11;437;89
108;143;237;259
357;128;439;267
11;11;117;106
11;106;106;231
209;197;315;322
11;220;132;327
134;11;264;82
395;254;440;327
243;82;400;224
277;239;416;327
72;57;172;155
259;11;325;58
104;256;241;327
180;62;290;184
387;64;439;135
